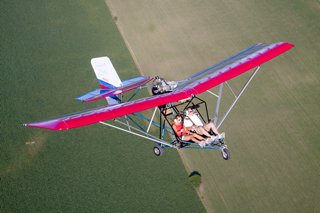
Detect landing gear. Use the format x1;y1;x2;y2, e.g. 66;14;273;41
221;148;231;160
153;144;164;156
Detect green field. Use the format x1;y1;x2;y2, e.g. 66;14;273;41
0;1;205;212
2;0;320;212
106;0;320;212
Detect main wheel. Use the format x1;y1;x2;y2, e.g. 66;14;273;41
221;148;231;160
153;144;164;156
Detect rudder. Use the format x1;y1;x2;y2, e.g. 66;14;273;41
91;57;122;89
91;57;121;104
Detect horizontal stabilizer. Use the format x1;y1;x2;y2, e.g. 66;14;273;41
76;76;153;102
76;89;114;102
120;75;153;91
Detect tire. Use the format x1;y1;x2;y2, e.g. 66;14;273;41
221;148;231;160
153;144;164;156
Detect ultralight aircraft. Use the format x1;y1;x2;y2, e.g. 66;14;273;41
24;42;294;160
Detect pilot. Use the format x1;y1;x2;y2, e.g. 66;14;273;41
184;106;225;142
172;115;209;148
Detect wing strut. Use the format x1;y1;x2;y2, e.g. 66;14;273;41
215;66;261;128
147;107;158;133
99;121;177;148
213;83;224;125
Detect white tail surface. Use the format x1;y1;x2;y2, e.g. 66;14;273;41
91;57;122;104
91;57;122;89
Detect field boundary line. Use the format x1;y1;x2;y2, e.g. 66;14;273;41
104;1;145;76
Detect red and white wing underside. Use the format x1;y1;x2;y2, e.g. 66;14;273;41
24;42;294;130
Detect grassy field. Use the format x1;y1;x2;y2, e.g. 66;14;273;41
106;0;320;212
0;1;205;212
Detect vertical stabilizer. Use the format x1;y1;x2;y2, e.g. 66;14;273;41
91;57;122;89
91;57;121;104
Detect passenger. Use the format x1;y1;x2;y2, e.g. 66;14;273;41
184;107;225;142
172;115;208;148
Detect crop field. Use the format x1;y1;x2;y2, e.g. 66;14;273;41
106;0;320;212
0;1;205;212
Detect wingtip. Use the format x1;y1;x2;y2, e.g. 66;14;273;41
23;119;69;130
75;97;85;102
285;41;294;47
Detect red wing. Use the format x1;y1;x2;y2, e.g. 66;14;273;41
180;42;294;94
24;92;188;130
24;42;293;130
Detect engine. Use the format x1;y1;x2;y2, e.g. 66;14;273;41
151;76;178;95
